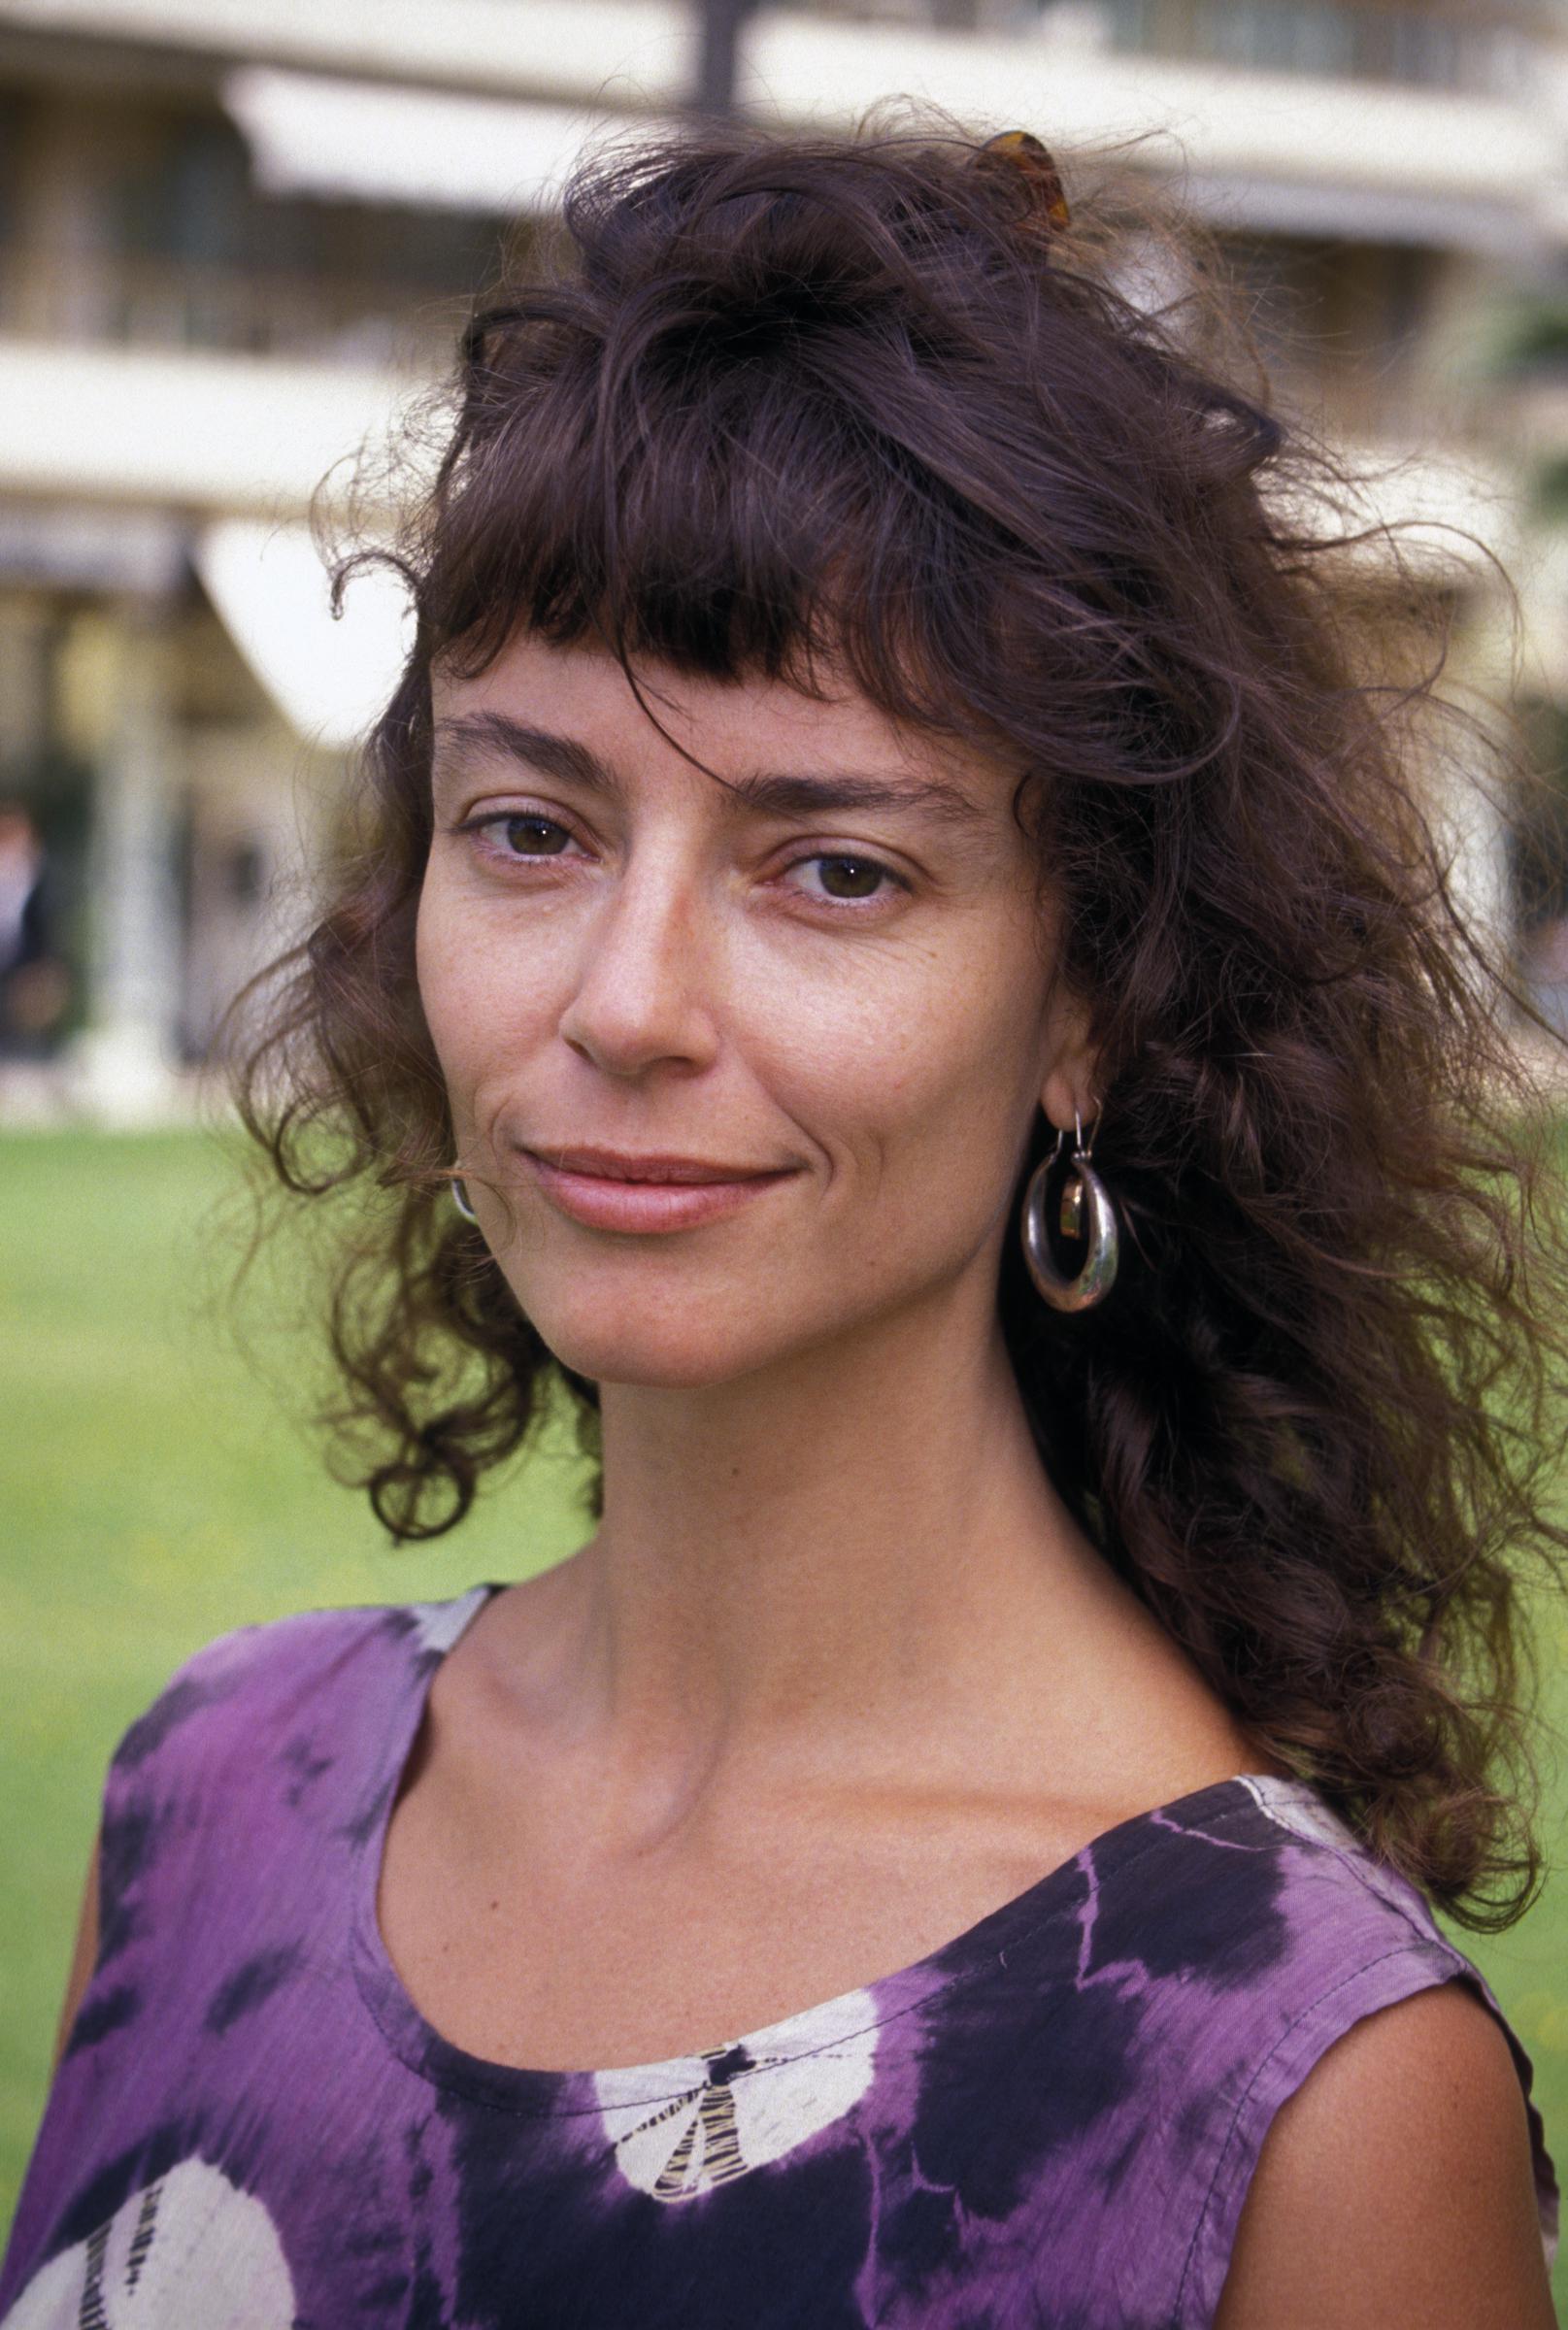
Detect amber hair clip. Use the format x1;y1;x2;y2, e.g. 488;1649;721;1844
973;129;1072;239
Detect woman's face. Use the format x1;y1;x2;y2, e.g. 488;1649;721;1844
417;630;1093;1387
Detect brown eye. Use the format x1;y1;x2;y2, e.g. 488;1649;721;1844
502;816;571;855
812;855;889;902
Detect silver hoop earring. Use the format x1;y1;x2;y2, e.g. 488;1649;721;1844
1020;1110;1118;1314
450;1175;480;1224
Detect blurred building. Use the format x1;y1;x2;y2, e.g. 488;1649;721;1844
0;0;1565;1111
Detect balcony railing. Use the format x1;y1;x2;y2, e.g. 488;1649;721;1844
1097;0;1529;89
799;0;1535;91
0;246;466;370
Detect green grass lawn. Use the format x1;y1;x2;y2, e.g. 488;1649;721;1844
3;1124;1567;2306
0;1124;594;2234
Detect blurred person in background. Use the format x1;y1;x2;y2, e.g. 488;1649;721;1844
0;801;67;1060
0;123;1563;2329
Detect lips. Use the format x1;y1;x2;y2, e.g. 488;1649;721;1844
517;1147;795;1234
523;1145;783;1185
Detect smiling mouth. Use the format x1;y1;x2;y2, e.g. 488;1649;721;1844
522;1146;789;1185
516;1148;797;1234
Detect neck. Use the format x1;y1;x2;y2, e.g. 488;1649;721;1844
524;1271;1126;1834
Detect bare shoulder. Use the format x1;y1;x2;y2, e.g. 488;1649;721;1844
1215;1976;1556;2329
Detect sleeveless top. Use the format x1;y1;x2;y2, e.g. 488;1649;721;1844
0;1583;1558;2330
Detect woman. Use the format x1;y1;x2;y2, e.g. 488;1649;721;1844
1;124;1562;2328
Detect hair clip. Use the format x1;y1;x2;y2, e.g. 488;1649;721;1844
974;129;1071;235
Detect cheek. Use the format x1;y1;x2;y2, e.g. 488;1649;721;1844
414;878;539;1135
413;882;468;1095
764;933;1046;1223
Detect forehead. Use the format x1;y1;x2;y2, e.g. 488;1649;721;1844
430;632;1016;827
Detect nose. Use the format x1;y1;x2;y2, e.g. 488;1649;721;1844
556;844;722;1079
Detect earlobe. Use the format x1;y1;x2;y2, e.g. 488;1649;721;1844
1040;1055;1099;1140
1038;988;1099;1138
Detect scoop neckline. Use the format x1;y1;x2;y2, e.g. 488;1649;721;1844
349;1580;1288;2116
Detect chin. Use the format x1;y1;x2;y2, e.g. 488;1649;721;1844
544;1332;763;1393
517;1289;775;1392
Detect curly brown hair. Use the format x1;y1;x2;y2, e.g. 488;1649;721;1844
233;121;1568;1932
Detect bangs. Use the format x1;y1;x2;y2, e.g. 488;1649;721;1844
447;338;948;715
423;203;1002;732
411;128;1284;779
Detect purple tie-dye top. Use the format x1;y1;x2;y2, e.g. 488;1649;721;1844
1;1583;1557;2329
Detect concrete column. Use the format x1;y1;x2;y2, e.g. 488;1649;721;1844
695;0;757;113
1439;587;1520;997
1435;738;1514;990
73;606;186;1119
10;97;117;342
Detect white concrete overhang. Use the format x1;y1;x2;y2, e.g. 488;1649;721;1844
745;14;1560;236
1180;174;1532;258
0;336;419;515
0;0;692;106
222;66;666;216
194;516;413;752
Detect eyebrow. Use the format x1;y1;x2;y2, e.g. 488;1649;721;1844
431;711;995;835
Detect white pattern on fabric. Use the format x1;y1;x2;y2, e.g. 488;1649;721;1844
1;2160;295;2329
1236;1773;1362;1856
595;1990;881;2200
